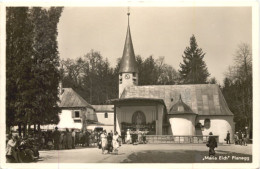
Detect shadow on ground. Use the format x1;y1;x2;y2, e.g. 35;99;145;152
122;150;252;163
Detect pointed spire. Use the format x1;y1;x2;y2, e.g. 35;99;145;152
179;94;183;102
119;10;138;73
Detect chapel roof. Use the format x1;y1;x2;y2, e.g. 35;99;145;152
168;95;197;115
119;13;138;73
120;84;233;116
59;88;93;109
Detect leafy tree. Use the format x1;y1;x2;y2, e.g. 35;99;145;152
62;50;118;105
156;56;179;85
62;54;179;104
208;77;217;84
222;43;252;137
179;35;210;84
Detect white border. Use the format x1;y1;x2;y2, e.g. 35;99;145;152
0;1;259;169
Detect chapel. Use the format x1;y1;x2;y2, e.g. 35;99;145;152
110;12;235;143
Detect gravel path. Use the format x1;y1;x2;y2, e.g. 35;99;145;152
37;144;252;163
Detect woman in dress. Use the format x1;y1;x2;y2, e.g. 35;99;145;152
113;131;120;155
100;130;107;154
126;129;131;144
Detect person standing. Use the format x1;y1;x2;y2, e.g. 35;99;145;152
126;129;131;144
59;132;64;149
121;130;126;144
243;132;247;146
113;131;120;155
207;132;218;157
71;129;76;149
100;130;107;154
65;128;72;149
6;134;17;163
85;131;89;147
53;127;61;150
107;132;113;153
226;131;230;144
234;132;238;144
238;130;243;145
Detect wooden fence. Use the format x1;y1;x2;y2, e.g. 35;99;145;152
145;135;219;144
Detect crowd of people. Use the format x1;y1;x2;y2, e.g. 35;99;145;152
122;129;147;145
8;127;249;161
233;130;248;146
100;130;121;154
206;130;250;157
6;134;40;163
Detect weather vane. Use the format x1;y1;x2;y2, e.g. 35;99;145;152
127;6;130;16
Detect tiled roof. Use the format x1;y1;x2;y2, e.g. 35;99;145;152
121;84;233;116
92;105;114;112
59;88;93;109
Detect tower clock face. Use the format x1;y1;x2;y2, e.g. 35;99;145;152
125;74;130;79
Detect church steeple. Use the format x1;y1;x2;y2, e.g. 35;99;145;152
118;10;139;98
119;12;138;73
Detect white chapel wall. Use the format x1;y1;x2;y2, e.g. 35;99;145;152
196;115;234;143
169;115;196;136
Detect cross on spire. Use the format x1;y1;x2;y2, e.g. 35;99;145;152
127;7;130;25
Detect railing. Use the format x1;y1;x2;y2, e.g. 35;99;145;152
145;135;219;144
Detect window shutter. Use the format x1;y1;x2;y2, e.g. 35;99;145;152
79;111;82;118
72;111;75;118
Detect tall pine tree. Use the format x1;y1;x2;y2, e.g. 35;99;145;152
6;7;34;133
179;35;210;84
6;7;63;134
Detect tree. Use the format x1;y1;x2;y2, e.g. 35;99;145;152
62;50;118;105
208;77;217;84
179;35;210;84
6;7;63;134
30;7;63;127
62;54;179;104
139;56;158;85
156;56;179;85
6;7;34;134
222;43;252;138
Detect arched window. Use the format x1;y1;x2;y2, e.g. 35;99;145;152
132;111;146;125
104;112;108;118
204;119;211;129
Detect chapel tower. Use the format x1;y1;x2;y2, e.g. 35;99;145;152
118;12;138;98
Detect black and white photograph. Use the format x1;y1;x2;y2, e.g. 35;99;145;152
0;1;259;169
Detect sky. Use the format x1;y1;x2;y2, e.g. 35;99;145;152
57;7;252;84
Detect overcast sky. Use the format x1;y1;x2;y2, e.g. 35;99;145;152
57;7;252;84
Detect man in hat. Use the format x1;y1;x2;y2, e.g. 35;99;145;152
207;132;218;157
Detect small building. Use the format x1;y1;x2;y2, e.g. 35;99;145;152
88;105;114;132
58;88;96;131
